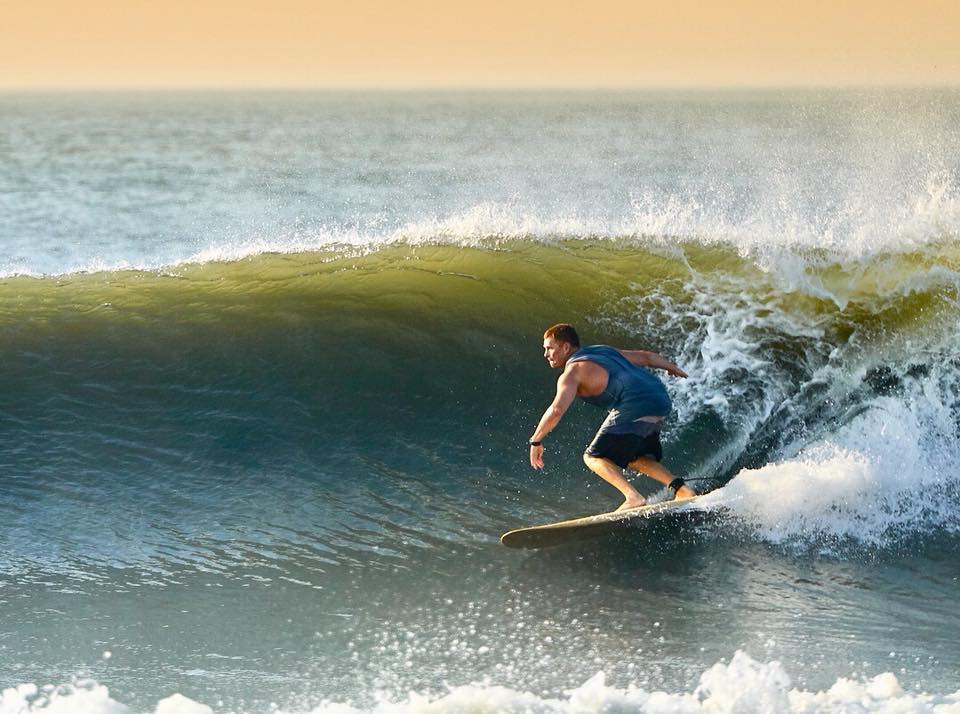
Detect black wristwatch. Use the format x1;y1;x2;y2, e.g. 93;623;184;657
528;439;543;446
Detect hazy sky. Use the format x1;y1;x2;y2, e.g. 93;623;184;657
2;0;958;89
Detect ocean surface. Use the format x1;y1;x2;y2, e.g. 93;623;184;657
1;89;960;712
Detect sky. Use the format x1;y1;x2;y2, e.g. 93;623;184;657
2;0;958;89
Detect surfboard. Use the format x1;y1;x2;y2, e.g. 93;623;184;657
500;495;706;549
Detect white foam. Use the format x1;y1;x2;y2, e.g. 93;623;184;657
5;652;958;713
700;367;960;547
154;694;213;714
0;681;126;714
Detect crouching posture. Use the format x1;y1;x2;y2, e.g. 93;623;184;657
528;323;695;510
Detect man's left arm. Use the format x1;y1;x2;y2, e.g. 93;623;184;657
619;349;688;378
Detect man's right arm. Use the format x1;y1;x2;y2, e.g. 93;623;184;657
529;367;579;469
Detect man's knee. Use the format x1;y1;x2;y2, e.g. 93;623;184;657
583;452;608;471
584;452;621;475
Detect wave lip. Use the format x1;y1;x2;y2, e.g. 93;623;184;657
4;164;960;280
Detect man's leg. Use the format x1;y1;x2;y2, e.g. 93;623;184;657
627;456;696;500
582;453;646;511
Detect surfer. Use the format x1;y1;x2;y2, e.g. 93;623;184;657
528;323;696;511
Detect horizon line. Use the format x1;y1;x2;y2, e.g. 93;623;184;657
2;82;959;94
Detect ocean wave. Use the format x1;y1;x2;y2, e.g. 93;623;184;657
2;238;959;557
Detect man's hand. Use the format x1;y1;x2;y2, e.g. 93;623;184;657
530;444;545;469
527;366;578;470
666;364;688;378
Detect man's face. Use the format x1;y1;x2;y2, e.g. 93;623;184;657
543;336;573;369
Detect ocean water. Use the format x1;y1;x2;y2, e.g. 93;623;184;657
1;89;960;712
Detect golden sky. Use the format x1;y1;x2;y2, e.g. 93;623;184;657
2;0;958;89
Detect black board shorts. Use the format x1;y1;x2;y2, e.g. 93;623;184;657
585;430;662;469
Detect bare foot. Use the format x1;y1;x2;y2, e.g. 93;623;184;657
615;496;647;512
674;485;696;500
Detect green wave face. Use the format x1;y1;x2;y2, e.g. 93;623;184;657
7;237;958;334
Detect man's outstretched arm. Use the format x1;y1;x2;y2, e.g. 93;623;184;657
529;368;579;469
619;349;688;378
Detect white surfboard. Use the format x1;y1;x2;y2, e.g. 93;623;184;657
500;495;706;549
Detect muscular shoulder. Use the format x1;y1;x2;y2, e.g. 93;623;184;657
563;360;598;377
563;359;607;395
567;356;607;373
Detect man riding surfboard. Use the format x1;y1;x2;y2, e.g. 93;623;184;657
528;323;696;511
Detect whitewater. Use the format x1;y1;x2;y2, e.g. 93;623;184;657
1;89;959;712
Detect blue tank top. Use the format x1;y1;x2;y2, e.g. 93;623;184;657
568;345;672;434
